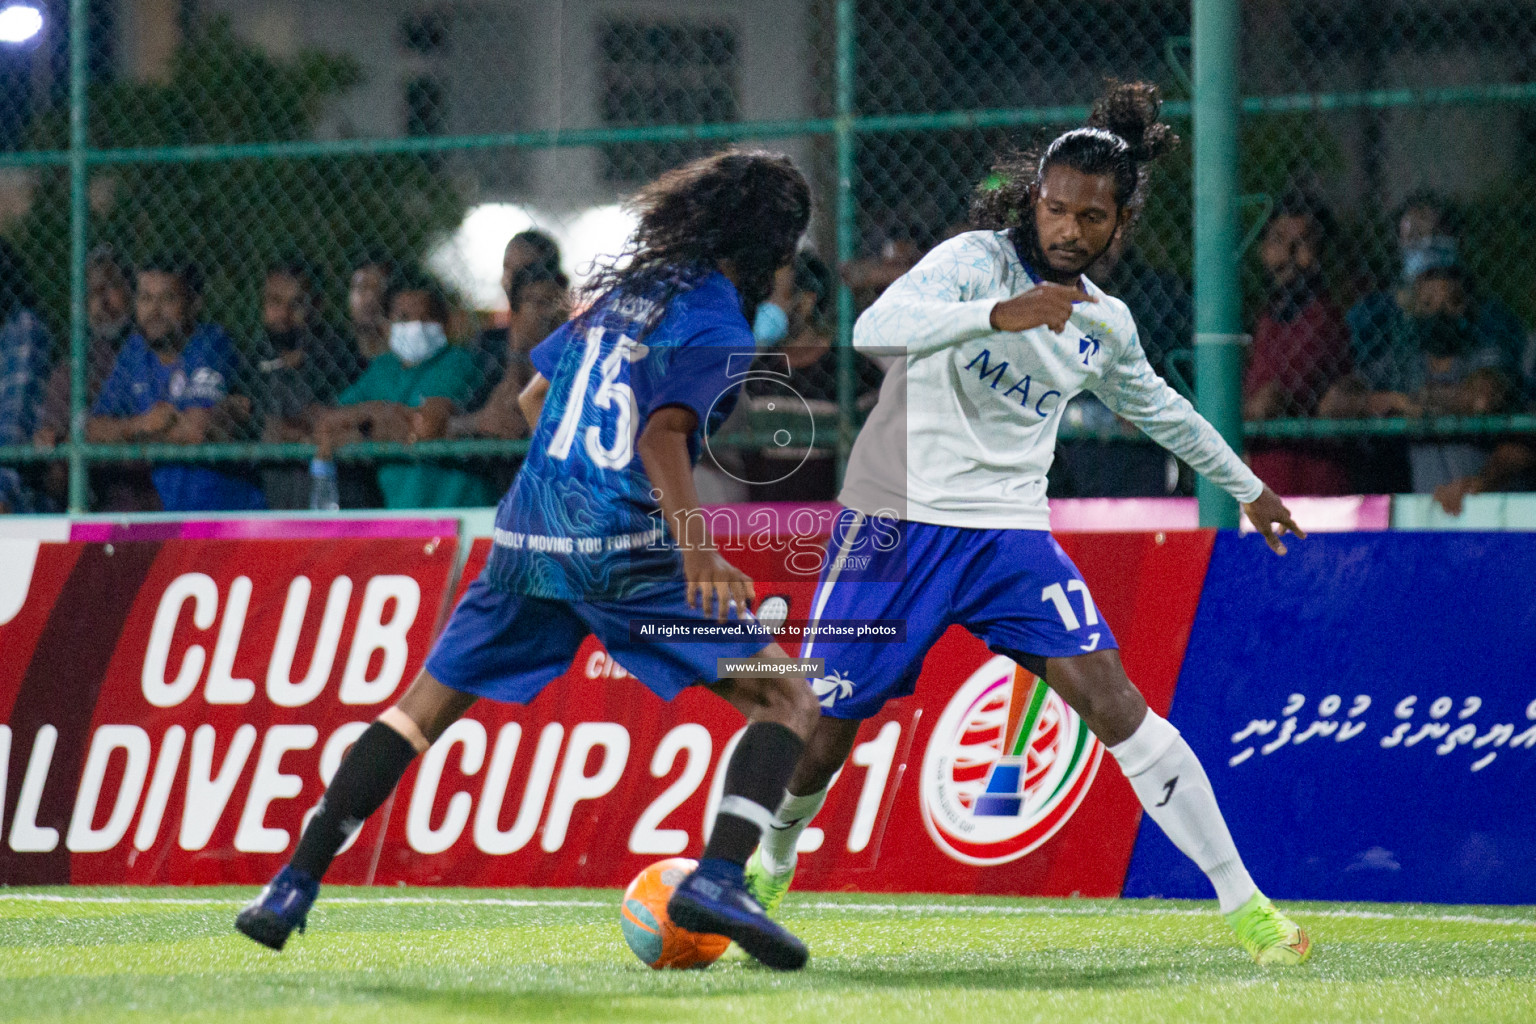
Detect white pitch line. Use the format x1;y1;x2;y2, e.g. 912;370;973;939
798;901;1536;928
0;894;608;909
2;893;1533;929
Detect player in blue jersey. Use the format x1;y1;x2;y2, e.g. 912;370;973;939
237;151;819;970
744;84;1313;965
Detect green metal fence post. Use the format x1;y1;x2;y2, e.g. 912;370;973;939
833;0;857;484
66;0;90;512
1192;0;1244;528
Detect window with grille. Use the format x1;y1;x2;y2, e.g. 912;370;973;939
599;20;740;184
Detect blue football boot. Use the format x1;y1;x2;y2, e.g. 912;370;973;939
666;859;809;970
235;865;319;951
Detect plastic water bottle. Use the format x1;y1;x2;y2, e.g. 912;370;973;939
308;457;340;511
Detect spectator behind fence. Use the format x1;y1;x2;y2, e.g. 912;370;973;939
1336;193;1525;493
1434;440;1536;515
247;261;363;508
1347;191;1525;403
1327;265;1516;494
441;261;568;441
86;256;266;512
314;277;493;509
33;246;161;511
1243;192;1352;495
0;238;51;514
743;251;883;501
36;246;126;447
471;230;564;408
0;237;50;448
348;256;394;365
841;227;923;312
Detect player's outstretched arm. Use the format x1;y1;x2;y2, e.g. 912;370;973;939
636;405;756;620
1092;333;1303;556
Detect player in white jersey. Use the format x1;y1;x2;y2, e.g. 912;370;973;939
746;82;1312;965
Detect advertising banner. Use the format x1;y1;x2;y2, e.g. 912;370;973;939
0;535;458;885
1124;531;1536;905
0;525;1212;894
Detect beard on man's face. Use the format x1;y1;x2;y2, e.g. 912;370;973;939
1045;245;1091;274
1036;229;1113;282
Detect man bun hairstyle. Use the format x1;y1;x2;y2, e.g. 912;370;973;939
1084;80;1179;178
971;80;1179;234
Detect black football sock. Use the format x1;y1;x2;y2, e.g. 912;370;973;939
290;721;420;880
702;722;806;867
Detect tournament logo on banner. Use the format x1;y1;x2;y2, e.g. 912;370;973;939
920;655;1102;866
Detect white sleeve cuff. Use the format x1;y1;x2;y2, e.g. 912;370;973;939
1230;476;1265;504
957;299;999;336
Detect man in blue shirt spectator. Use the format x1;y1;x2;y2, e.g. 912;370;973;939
87;255;266;512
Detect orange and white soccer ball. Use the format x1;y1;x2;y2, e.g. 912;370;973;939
619;857;731;969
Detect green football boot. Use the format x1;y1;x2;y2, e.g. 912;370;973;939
743;846;796;916
1225;892;1313;965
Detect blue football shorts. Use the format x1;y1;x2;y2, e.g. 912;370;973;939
425;576;772;704
801;508;1118;719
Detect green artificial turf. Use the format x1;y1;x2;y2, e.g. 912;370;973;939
1;887;1533;1023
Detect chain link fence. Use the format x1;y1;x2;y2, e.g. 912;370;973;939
0;0;1533;514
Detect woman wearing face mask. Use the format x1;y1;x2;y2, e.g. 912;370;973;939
311;275;495;509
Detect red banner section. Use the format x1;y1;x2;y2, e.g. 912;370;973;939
0;528;1213;896
0;536;458;885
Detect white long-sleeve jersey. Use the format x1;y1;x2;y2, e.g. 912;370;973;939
839;229;1263;530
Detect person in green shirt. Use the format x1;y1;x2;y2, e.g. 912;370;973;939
313;279;494;509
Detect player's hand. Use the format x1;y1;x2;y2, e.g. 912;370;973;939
682;545;756;622
989;282;1097;334
1242;485;1306;556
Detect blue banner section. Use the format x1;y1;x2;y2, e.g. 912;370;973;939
1125;531;1536;905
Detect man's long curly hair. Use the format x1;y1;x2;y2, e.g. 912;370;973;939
579;150;811;335
971;81;1179;274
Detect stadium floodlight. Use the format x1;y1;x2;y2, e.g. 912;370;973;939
0;3;43;44
428;201;637;310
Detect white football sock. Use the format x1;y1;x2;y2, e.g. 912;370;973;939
758;786;829;874
1109;710;1258;915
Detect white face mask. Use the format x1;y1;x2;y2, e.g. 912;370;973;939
388;320;448;364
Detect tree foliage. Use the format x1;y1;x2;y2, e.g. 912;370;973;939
11;16;466;346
